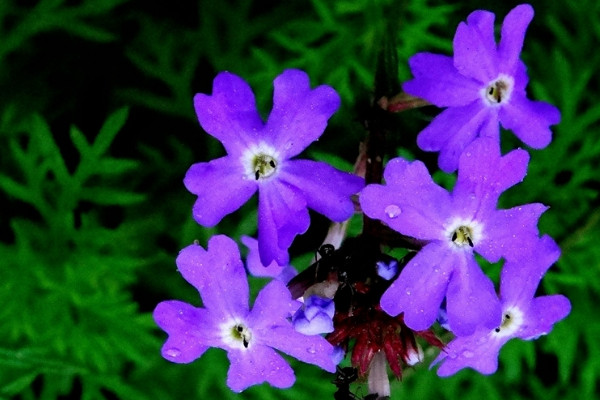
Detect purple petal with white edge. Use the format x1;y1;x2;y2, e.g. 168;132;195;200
280;159;363;222
417;101;490;173
518;295;571;340
266;69;340;159
498;4;534;74
257;180;310;265
500;235;560;304
259;324;337;373
453;138;529;216
154;301;218;363
500;93;561;149
226;346;295;392
380;242;454;330
247;280;301;330
403;53;480;107
478;203;548;263
446;255;501;336
433;328;504;376
453;10;498;83
241;235;293;280
176;236;249;316
184;156;257;227
360;158;451;240
194;72;264;155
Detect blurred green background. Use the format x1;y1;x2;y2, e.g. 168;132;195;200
0;0;598;399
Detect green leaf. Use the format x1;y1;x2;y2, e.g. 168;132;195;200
0;371;38;396
79;187;145;205
93;107;129;157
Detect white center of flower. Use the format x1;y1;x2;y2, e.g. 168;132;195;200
481;74;514;107
220;319;253;350
444;217;484;250
240;142;281;181
492;306;524;338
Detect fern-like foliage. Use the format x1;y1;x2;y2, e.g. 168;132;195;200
0;109;157;399
0;0;127;62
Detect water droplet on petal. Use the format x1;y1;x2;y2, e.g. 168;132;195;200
462;350;474;358
405;288;412;296
164;348;181;359
384;204;402;218
306;345;317;354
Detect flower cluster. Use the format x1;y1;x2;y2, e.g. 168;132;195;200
359;3;570;377
153;3;570;396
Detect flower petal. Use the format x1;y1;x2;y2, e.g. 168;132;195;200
479;203;548;263
434;329;504;376
500;93;561;149
498;4;534;74
279;159;363;222
248;280;301;329
226;346;295;392
260;325;337;373
500;235;560;304
446;255;501;336
184;156;257;227
360;158;451;240
194;71;264;154
241;236;296;282
519;295;571;340
154;301;219;363
257;180;310;265
416;101;491;173
380;242;454;331
403;53;480;107
266;69;340;159
453;10;498;83
453;138;529;216
176;236;249;316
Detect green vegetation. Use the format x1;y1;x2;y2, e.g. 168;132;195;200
0;0;597;398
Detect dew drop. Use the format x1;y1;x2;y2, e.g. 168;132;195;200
306;345;317;354
164;348;181;359
384;204;402;218
461;350;475;359
405;288;412;296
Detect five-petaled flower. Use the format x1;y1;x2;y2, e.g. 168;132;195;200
153;235;337;392
360;138;547;336
432;235;571;376
184;69;364;266
403;3;561;172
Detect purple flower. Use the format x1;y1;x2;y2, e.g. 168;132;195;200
241;235;297;284
432;235;571;376
403;4;560;172
184;70;364;266
292;295;335;335
360;138;547;336
153;235;337;392
376;259;398;281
